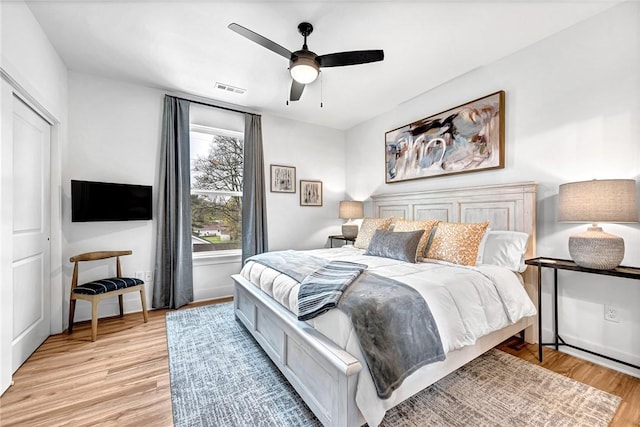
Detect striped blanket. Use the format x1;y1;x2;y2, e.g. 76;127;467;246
297;261;367;321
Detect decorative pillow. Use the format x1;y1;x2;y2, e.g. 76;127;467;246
392;218;439;257
425;221;489;266
365;229;425;263
354;217;393;249
479;230;530;272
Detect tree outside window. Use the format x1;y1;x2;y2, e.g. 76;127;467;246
190;128;243;253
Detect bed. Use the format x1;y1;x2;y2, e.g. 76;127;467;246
231;182;538;427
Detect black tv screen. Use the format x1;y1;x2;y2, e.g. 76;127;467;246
71;180;152;222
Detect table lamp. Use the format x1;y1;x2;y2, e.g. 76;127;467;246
339;201;364;239
558;179;638;269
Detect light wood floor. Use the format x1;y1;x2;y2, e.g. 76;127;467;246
1;300;639;426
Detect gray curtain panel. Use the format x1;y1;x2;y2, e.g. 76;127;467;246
242;113;269;262
153;95;194;309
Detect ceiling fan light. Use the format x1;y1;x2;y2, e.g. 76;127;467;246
290;58;319;84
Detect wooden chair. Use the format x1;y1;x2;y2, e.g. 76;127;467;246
68;250;148;341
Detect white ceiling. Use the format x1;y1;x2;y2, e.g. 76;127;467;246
27;1;618;130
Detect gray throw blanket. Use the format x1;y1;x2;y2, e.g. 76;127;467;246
339;273;445;398
246;250;445;399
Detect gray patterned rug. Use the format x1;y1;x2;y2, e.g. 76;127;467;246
166;303;621;426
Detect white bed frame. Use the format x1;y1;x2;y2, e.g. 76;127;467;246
232;182;538;427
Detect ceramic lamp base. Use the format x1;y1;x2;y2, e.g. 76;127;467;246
342;223;359;239
568;226;624;270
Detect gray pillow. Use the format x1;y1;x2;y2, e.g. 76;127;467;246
364;229;425;263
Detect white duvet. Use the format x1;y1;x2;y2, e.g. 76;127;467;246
241;246;536;426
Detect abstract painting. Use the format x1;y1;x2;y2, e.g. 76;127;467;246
270;165;296;193
300;180;322;206
385;91;505;183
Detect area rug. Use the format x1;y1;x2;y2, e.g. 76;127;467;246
166;303;621;426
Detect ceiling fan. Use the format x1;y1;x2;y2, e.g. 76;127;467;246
228;22;384;102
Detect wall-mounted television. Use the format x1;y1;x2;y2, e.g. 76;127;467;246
71;180;152;222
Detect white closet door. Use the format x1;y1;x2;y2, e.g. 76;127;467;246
9;95;51;374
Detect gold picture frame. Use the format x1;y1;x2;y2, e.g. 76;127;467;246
385;90;505;183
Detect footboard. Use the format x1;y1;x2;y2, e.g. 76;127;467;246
232;273;363;427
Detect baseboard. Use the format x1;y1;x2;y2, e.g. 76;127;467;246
186;296;233;307
541;327;640;378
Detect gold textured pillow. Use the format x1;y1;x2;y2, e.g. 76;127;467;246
354;217;393;249
393;218;439;257
425;221;489;266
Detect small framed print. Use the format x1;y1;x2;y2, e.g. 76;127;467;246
300;180;323;206
270;164;296;193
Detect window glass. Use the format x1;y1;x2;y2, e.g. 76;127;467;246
190;127;243;253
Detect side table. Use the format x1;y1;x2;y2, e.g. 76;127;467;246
525;257;640;369
328;235;356;248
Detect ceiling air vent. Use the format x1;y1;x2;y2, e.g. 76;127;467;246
214;82;246;95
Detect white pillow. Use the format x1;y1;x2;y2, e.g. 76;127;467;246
478;230;529;272
475;227;491;264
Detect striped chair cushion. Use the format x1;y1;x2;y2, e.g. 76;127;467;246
73;277;144;295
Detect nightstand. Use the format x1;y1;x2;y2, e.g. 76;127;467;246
525;257;640;369
329;235;356;248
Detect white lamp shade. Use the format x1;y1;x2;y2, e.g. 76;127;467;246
339;200;363;239
558;179;638;223
339;201;364;219
558;179;638;269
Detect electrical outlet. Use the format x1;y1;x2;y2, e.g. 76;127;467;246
144;271;153;283
604;305;620;323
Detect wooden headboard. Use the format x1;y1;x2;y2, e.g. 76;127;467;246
370;181;538;342
370;181;537;259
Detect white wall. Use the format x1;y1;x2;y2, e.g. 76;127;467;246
0;0;68;394
64;72;162;320
0;1;67;117
263;114;346;251
345;2;640;376
65;72;347;311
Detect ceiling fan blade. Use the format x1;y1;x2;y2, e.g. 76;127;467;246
317;50;384;68
290;80;305;101
228;23;292;59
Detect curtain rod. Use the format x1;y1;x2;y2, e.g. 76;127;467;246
172;95;260;117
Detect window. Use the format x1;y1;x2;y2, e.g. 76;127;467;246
190;125;243;253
